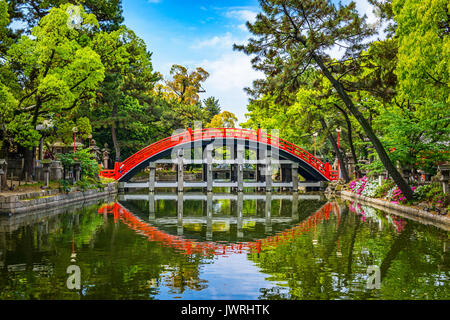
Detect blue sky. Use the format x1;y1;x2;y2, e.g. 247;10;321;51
122;0;377;126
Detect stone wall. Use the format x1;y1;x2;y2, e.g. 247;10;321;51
0;183;117;215
340;190;449;230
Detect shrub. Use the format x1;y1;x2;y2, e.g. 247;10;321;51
412;184;432;201
361;179;379;197
58;148;99;179
348;176;368;195
59;179;72;194
374;179;395;198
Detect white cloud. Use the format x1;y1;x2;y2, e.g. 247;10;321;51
188;30;261;125
199;52;263;126
147;0;161;3
191;32;235;49
225;9;258;23
237;24;248;32
353;0;378;25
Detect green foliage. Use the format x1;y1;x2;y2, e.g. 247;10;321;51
206;111;238;128
75;176;103;191
360;179;379;197
57;148;99;178
393;0;449;104
374;179;396;198
2;4;105;150
58;179;72;193
203;96;221;122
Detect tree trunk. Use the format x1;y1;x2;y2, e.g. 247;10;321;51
320;119;349;182
111;104;121;162
333;104;360;178
313;54;414;200
22;147;34;181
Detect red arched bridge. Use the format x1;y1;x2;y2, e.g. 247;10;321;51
100;128;338;191
98;201;338;256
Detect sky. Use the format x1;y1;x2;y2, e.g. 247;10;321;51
121;0;379;126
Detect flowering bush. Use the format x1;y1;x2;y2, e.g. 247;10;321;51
348;176;368;195
361;179;379;197
374;179;395;198
349;176;389;197
386;185;417;204
347;177;448;213
413;184;432;201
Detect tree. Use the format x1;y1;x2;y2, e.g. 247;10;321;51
393;0;449;105
3;4;106;177
157;64;209;105
206;111;238;128
203;96;221;123
88;26;160;161
0;0;11;55
234;0;415;200
6;0;124;34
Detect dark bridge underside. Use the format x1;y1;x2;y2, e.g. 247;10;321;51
118;138;329;182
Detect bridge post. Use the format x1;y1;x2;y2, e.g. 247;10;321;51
237;144;244;192
206;144;213;192
177;149;184;192
148;192;155;220
266;150;272;192
292;163;299;192
177;192;183;236
206;192;213;241
237;192;243;239
265;192;272;234
149;162;156;193
292;192;299;221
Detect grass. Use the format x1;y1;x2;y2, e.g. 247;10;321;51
1;180;61;194
1;177;116;195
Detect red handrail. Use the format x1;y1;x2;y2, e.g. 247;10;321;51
99;128;338;181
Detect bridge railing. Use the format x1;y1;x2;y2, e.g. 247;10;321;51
100;128;338;181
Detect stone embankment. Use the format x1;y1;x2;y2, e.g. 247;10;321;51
339;190;450;230
0;183;117;215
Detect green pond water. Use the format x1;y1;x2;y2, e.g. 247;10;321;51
0;192;448;300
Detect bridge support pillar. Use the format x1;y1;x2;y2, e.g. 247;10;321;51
237;144;244;192
265;192;272;234
292;163;299;192
292;192;299;221
149;162;156;193
177;192;183;236
237;192;243;239
177;149;184;192
266;151;272;192
206;144;213;192
148;192;155;220
206;192;213;241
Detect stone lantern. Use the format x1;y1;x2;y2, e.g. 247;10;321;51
437;163;450;194
89;139;101;162
42;160;51;188
0;159;6;192
346;152;355;178
72;162;80;183
102;143;110;170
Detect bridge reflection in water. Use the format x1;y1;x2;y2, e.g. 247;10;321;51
99;192;338;257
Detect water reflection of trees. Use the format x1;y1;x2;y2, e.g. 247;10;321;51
0;203;210;299
1;200;448;300
249;203;450;300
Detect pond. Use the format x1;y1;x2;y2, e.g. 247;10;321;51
0;192;448;300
